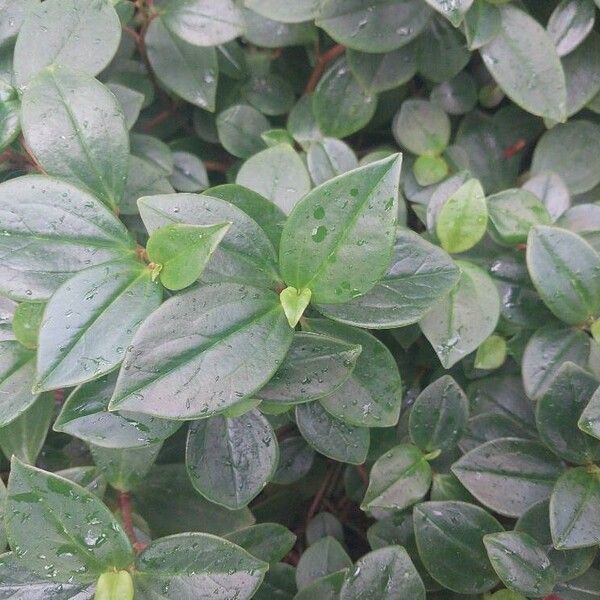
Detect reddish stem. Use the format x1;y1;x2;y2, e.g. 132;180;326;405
356;464;369;487
142;105;178;132
204;160;231;173
503;138;526;159
117;491;146;553
304;44;346;94
306;469;333;523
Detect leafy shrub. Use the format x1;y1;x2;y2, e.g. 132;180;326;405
0;0;599;598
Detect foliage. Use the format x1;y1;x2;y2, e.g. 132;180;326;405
0;0;599;598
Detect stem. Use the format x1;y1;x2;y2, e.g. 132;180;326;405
204;160;231;173
356;464;369;487
142;105;178;132
117;490;146;553
503;138;526;159
304;44;346;94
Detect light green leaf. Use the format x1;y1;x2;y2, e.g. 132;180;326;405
134;533;267;599
13;0;121;87
95;571;134;600
109;283;293;419
6;458;134;581
11;300;44;350
185;409;278;509
420;260;500;368
393;100;451;157
279;286;311;328
147;222;230;290
361;444;431;511
480;5;567;121
474;334;507;370
36;260;162;391
436;179;487;253
21;67;129;210
145;17;218;111
526;226;600;325
279;154;401;305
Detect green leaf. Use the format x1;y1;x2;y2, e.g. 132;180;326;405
147;222;230;291
436;179;487;253
537;363;600;464
130;133;174;175
107;83;144;130
531;120;600;194
522;171;570;222
312;58;377;139
316;0;432;53
392;99;451;157
272;435;315;484
36;260;162;391
341;546;425;600
361;444;431;511
138;192;280;288
452;438;563;517
487;189;551;245
145;17;218;111
413;501;503;594
90;442;162;492
516;498;596;582
133;464;254;537
579;385;600;442
295;571;345;600
13;0;121;87
109;283;293;419
296;536;352;590
303;319;402;428
547;0;596;57
242;73;295;117
413;155;448;187
480;5;567;121
474;334;507;370
11;300;44;350
483;531;556;597
409;375;468;453
254;562;296;599
315;229;460;329
550;466;600;549
431;72;478;115
463;0;501;50
21;68;129;210
553;568;600;598
0;341;38;427
157;0;243;46
224;524;296;563
243;0;321;23
306;513;344;546
0;552;96;598
134;532;267;599
307;138;358;186
205;184;285;250
54;372;180;448
95;571;134;600
424;0;472;25
256;331;361;404
121;156;175;215
562;31;600;118
420;260;500;368
242;7;316;48
296;401;370;465
168;151;208;193
236;143;311;215
216;104;269;159
347;45;417;94
6;458;134;581
279;286;311;328
0;175;135;301
0;392;53;464
0;0;37;46
527;226;600;325
185;409;278;509
0;479;5;551
0;83;19;153
279;154;401;304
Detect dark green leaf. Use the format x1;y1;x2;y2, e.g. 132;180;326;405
272;435;315;485
279;154;401;304
253;562;296;600
6;458;134;581
413;501;503;594
109;283;293;419
168;151;208;193
296;401;369;464
295;536;352;590
185;409;278;509
483;531;555;597
361;444;431;511
409;375;468;453
216;104;269;159
452;438;563;517
0;175;135;301
224;524;296;563
134;532;267;599
463;0;501;50
295;571;345;600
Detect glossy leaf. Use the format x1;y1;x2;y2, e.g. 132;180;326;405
547;0;596;57
279;154;401;304
216;104;269;159
146;222;230;290
579;385;600;442
413;501;503;594
409;375;468;453
11;301;43;350
134;533;267;599
0;175;134;301
6;458;134;581
480;5;567;121
109;283;293;419
0;341;38;427
295;536;352;590
224;524;296;563
420;260;500;368
279;286;311;328
452;438;563;517
185;409;278;509
21;68;129;210
362;444;431;511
